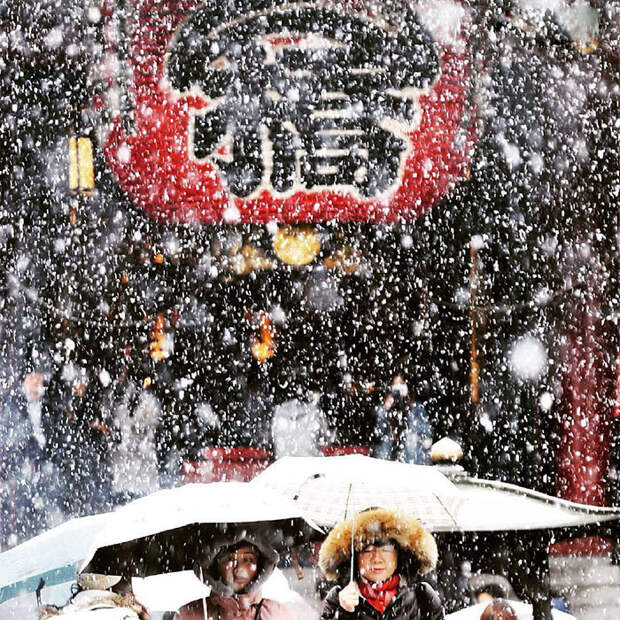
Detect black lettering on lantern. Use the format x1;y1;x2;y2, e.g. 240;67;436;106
168;4;439;198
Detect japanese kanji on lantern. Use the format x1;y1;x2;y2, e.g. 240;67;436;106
98;0;479;224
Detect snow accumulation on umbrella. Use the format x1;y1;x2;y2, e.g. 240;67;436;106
0;513;109;599
450;476;620;532
84;481;318;552
79;481;320;577
253;454;461;497
253;455;620;533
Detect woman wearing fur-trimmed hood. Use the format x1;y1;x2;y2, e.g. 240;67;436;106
175;530;295;620
319;507;444;619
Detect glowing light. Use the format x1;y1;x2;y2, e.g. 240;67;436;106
273;225;320;266
149;314;173;361
251;312;276;363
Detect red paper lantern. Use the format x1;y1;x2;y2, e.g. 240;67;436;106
99;0;478;224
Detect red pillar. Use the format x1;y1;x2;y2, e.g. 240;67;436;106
553;273;615;555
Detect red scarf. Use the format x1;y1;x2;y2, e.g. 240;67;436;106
358;575;400;614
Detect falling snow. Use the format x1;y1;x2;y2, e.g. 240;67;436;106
0;0;618;618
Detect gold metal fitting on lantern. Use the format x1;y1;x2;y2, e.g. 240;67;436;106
69;136;95;193
272;225;320;266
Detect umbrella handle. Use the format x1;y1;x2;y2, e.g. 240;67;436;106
200;566;208;619
291;546;304;581
350;513;355;584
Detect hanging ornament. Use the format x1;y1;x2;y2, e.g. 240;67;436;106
272;225;321;266
230;244;275;275
149;314;173;361
324;245;362;274
100;0;479;224
251;312;276;363
469;242;481;403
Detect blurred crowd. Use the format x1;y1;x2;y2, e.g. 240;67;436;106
0;373;434;549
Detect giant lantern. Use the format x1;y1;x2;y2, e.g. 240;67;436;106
98;0;479;225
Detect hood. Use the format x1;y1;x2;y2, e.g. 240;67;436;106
318;507;437;582
195;528;279;596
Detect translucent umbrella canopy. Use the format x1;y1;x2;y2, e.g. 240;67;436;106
252;455;463;529
253;456;620;534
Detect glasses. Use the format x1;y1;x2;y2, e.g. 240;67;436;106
360;543;397;557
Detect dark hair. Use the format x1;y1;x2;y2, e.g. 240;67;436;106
475;584;506;600
213;541;263;591
397;543;421;578
222;541;260;557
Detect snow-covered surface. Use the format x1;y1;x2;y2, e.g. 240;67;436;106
81;482;318;572
88;481;314;546
448;477;620;532
0;512;109;591
253;454;460;496
446;599;575;619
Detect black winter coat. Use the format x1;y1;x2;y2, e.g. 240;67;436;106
320;581;444;620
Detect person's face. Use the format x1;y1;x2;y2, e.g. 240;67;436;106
358;542;398;582
477;592;495;604
218;545;259;593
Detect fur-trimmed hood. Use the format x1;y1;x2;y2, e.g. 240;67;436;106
319;507;437;582
38;591;145;619
194;528;279;596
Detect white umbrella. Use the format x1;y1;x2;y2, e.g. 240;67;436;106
0;512;110;609
253;456;620;538
0;482;318;613
81;481;320;576
450;476;620;531
252;455;462;530
446;600;575;619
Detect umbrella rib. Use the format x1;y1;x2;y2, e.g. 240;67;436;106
344;483;353;521
434;493;461;529
199;566;208;618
